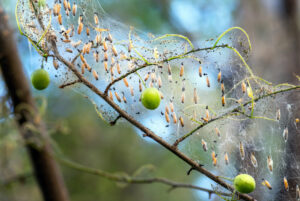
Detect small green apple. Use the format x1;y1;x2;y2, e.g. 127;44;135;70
141;87;161;110
31;69;50;90
38;0;46;8
234;174;256;194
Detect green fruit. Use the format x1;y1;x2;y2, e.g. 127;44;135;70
38;0;46;8
234;174;256;194
31;69;50;90
141;87;161;110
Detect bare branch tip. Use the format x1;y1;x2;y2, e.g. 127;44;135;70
109;115;122;126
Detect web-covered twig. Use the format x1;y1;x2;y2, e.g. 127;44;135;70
173;85;300;147
59;80;82;88
103;44;229;94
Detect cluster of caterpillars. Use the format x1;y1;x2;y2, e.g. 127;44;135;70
48;0;300;195
51;0;227;126
204;109;300;192
53;0;136;100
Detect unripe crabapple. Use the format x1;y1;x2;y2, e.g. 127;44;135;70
141;87;161;110
234;174;256;194
31;69;50;90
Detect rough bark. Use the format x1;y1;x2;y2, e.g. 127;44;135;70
0;7;70;201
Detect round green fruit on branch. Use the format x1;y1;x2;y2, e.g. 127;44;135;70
141;87;161;110
234;174;256;194
38;0;46;8
31;69;50;90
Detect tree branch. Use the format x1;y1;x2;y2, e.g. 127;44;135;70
0;7;69;201
55;154;232;197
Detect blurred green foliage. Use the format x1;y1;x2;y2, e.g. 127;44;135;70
100;0;176;34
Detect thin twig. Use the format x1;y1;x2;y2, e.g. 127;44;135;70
187;167;195;175
59;80;82;89
109;115;122;126
55;155;232;197
71;52;81;65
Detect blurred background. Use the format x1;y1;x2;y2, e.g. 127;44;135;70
0;0;299;201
